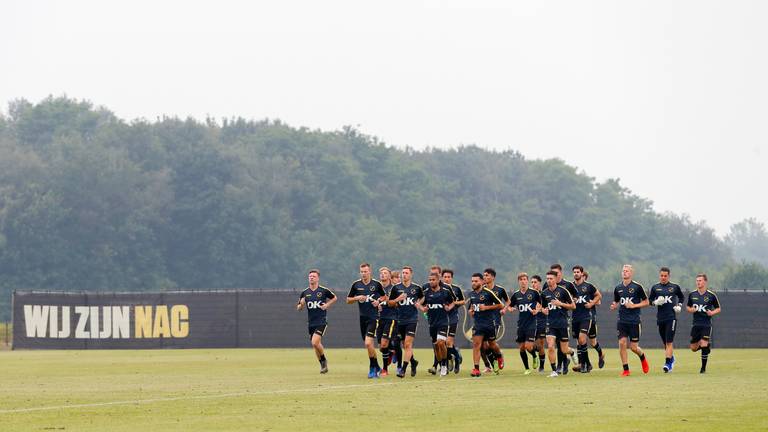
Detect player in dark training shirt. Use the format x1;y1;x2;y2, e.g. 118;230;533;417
346;263;386;378
296;269;337;373
483;268;508;372
686;274;721;373
551;264;578;370
389;270;402;366
610;264;650;376
418;272;456;376
468;273;505;377
570;265;602;373
541;271;576;377
507;273;542;374
531;275;547;372
425;265;451;375
442;269;466;374
648;267;685;373
581;271;605;369
376;267;398;377
388;266;424;378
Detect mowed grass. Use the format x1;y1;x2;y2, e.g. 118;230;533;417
0;348;766;431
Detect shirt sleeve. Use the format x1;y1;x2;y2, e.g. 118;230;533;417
648;286;657;302
561;287;574;304
487;289;502;305
347;283;357;298
455;287;465;301
499;289;509;303
417;286;424;299
687;292;693;307
298;290;306;300
375;281;386;298
675;285;685;304
711;293;720;309
325;288;336;299
637;285;648;301
509;293;518;307
613;288;620;303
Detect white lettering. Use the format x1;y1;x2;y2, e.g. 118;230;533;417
24;305;49;337
112;306;130;338
74;306;90;338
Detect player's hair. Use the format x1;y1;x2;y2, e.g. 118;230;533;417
660;266;671;274
359;262;371;269
429;272;440;279
622;264;633;270
696;273;708;281
532;275;542;282
442;268;454;276
471;272;483;279
402;265;413;272
483;268;496;277
546;270;558;277
430;265;442;274
583;271;589;280
517;272;528;280
379;266;391;273
391;270;400;278
550;263;563;271
572;265;584;272
308;269;320;276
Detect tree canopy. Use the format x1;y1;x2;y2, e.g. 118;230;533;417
0;97;761;319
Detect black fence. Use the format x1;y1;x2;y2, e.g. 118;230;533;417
11;289;768;349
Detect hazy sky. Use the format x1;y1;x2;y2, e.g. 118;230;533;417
2;0;766;235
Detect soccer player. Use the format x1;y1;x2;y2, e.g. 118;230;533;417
468;273;505;377
483;268;508;372
296;269;337;373
551;264;578;370
571;265;602;373
610;264;650;376
346;262;386;378
418;272;456;376
541;271;576;377
507;272;542;374
377;267;398;376
687;274;721;374
582;271;606;369
389;270;402;365
388;266;424;378
531;275;548;372
442;268;466;374
648;267;685;373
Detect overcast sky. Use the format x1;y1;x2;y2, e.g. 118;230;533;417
2;0;766;236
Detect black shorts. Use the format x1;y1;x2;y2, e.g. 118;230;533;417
472;325;496;341
397;322;418;339
588;318;598;339
536;320;547;339
308;324;327;337
571;318;593;339
658;319;677;344
690;325;712;344
516;325;536;343
359;316;378;340
617;322;641;342
547;326;569;342
429;324;449;343
448;322;458;338
377;318;397;341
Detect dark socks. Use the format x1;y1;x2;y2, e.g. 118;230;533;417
551;362;557;371
665;356;672;364
403;361;409;372
319;354;326;363
395;345;403;369
481;350;490;367
520;351;529;369
593;343;603;357
638;353;646;362
381;347;390;369
701;347;710;370
623;363;629;371
369;356;377;368
433;352;438;368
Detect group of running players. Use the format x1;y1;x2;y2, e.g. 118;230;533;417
296;263;721;378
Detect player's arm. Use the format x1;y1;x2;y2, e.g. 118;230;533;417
296;296;306;311
587;288;602;308
481;289;504;311
632;286;649;309
541;296;549;315
453;287;466;306
387;287;405;307
416;296;427;312
322;290;338;310
370;282;385;307
686;293;696;313
499;289;511;314
346;284;364;304
674;286;685;311
610;288;619;310
444;289;456;311
560;289;576;310
707;293;721;317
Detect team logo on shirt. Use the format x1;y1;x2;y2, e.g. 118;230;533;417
668;287;674;293
369;287;375;292
527;294;532;300
479;295;485;301
628;288;635;294
704;296;710;302
316;292;322;298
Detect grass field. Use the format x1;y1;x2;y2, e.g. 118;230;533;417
0;348;766;431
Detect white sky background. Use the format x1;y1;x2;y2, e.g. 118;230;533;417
1;0;766;236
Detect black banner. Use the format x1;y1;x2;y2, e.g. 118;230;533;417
12;290;768;349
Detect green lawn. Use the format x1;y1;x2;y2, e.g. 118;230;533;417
0;348;766;431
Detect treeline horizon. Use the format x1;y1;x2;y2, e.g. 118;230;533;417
0;96;766;320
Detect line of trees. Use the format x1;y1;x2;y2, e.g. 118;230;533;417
0;97;765;320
